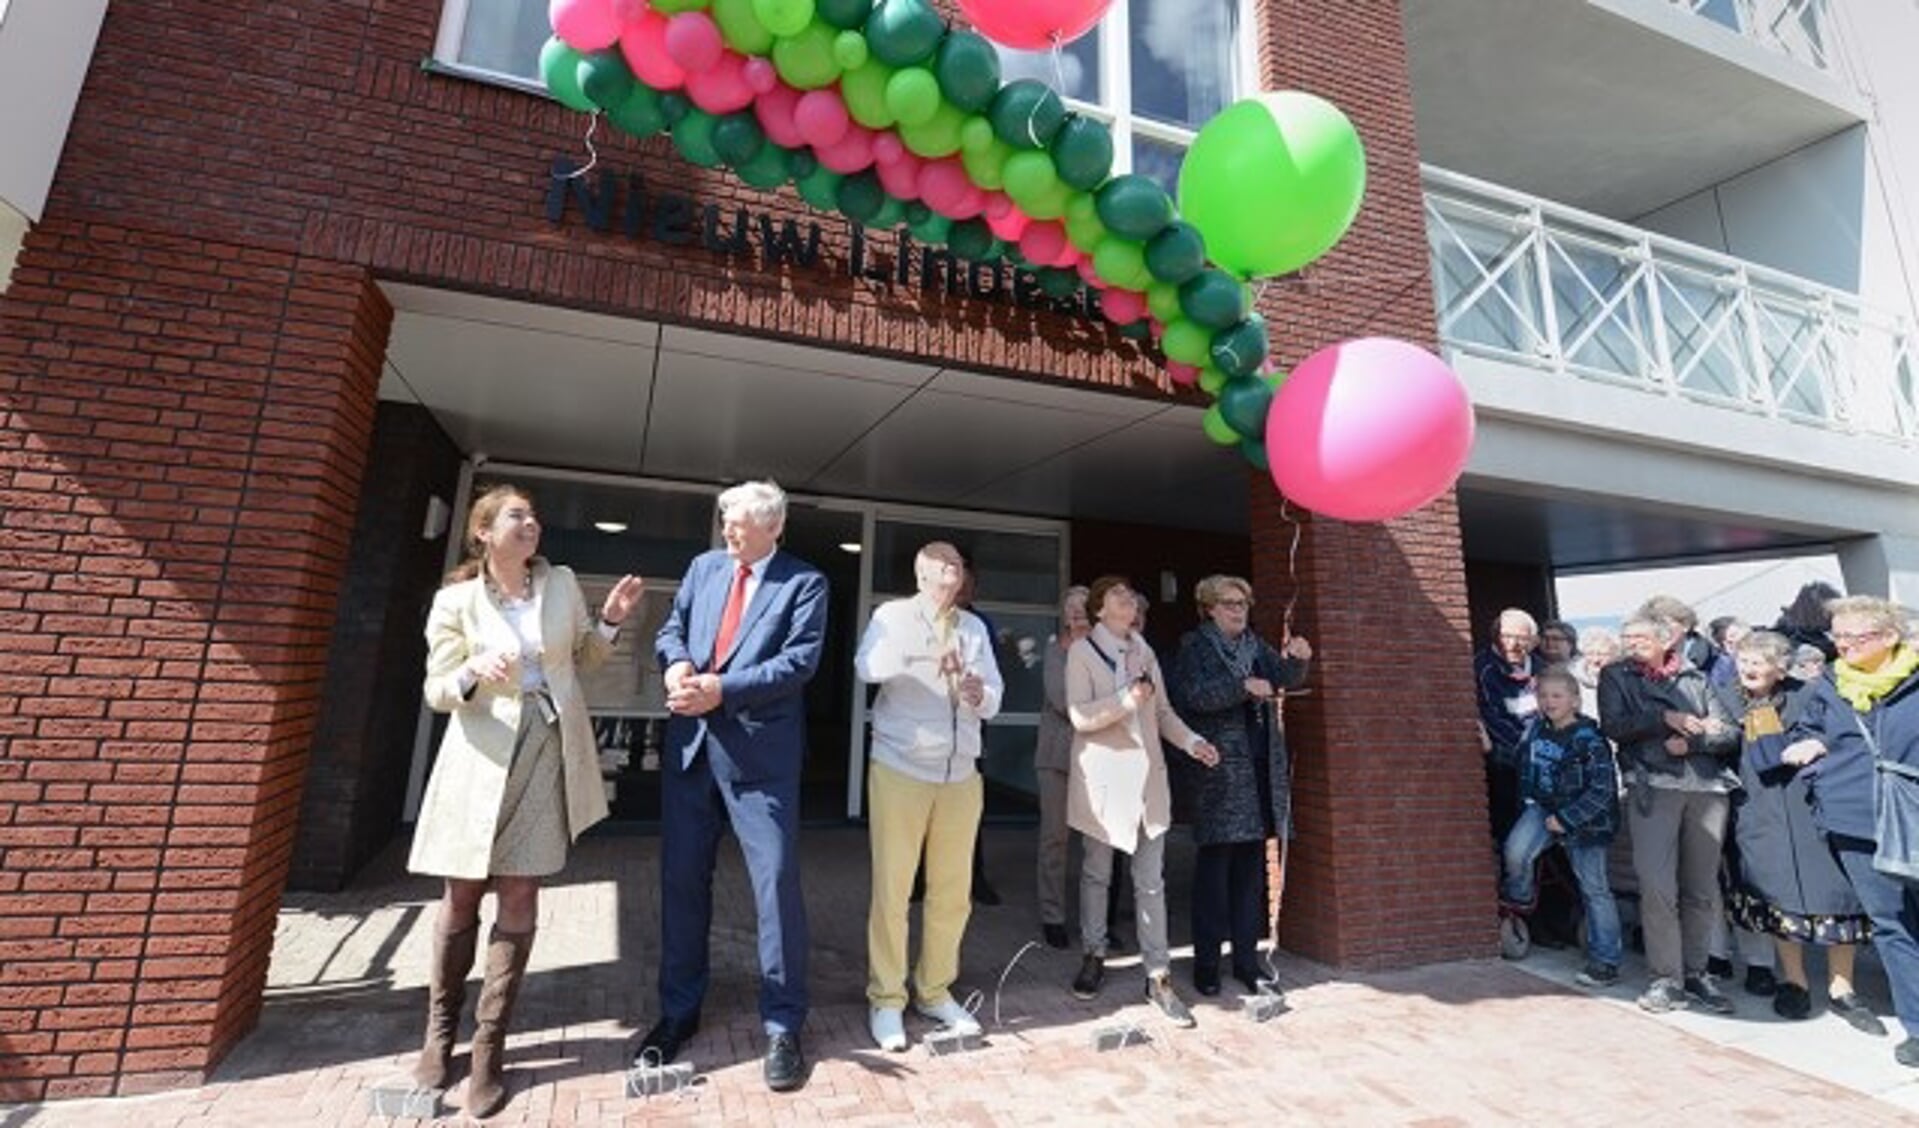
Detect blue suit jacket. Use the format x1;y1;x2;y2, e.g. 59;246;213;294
655;548;829;783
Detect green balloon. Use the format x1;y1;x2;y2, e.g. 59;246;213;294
754;0;815;37
1210;314;1269;378
934;30;1001;114
786;148;819;178
949;218;996;261
653;0;710;11
841;58;896;128
672;109;723;169
1001;151;1060;211
540;38;596;113
772;20;842;89
1178;92;1366;279
578;51;635;112
608;85;666;138
1096;174;1175;242
1240;439;1269;471
1091;236;1152;292
1145;221;1206;286
1051;115;1113;192
872;195;907;229
908;211;953;244
1162;318;1213;367
735;142;793;188
1117;319;1152;340
959;116;995;154
1038;267;1079;299
795;165;843;210
865;0;944;68
837;171;886;223
713;113;766;166
832;29;870;70
1064;202;1106;253
1179;269;1248;330
989;79;1065;150
959;136;1010;189
1198;365;1228;396
817;0;872;29
1217;375;1274;439
660;93;691;125
898;98;965;158
1146;281;1181;324
884;67;941;126
713;0;776;54
1201;405;1241;446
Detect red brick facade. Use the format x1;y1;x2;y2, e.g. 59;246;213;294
0;0;1488;1099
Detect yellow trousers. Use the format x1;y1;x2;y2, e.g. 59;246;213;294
866;761;983;1009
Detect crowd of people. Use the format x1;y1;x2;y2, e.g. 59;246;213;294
1477;585;1919;1068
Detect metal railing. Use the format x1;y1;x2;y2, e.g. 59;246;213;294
1668;0;1834;72
1424;165;1918;444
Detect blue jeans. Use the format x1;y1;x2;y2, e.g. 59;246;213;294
1832;835;1919;1038
1502;805;1623;967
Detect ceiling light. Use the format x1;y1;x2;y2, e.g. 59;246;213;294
839;541;862;554
593;521;629;534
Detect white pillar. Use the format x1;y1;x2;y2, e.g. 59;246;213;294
1838;534;1919;607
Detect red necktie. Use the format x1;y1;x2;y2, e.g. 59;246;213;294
711;563;751;671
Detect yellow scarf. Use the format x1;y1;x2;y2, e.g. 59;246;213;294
1834;644;1919;712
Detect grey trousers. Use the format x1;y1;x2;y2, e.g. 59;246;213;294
1629;786;1730;981
1036;766;1070;927
1081;830;1169;976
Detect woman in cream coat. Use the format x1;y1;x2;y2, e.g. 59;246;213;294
409;483;642;1117
1066;575;1218;1027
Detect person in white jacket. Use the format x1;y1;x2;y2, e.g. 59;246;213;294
855;541;1004;1051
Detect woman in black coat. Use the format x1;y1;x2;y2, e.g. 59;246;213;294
1169;574;1311;996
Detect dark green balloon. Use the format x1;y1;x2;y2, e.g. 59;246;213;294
734;142;792;189
786;148;819;178
865;0;944;68
608;86;665;138
1240;439;1269;471
949;218;996;261
1210;314;1269;378
934;30;1001;114
872;195;907;229
905;201;932;224
1051;115;1113;192
671;109;723;169
1179;269;1249;330
1145;222;1207;286
712;113;766;167
795;165;843;211
836;170;886;223
989;79;1065;151
1116;319;1152;340
907;210;952;244
660;93;691;126
578;50;636;112
1038;267;1079;299
1096;174;1175;241
817;0;872;29
1217;375;1274;440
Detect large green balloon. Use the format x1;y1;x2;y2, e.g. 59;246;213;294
897;98;966;158
1001;151;1060;212
714;0;776;54
989;80;1065;150
1201;406;1241;446
1063;202;1106;253
1210;314;1269;378
1145;222;1206;286
1162;318;1213;367
1146;281;1181;324
1051;115;1114;192
817;0;872;29
865;0;944;67
884;67;942;126
608;85;666;138
578;51;635;112
735;142;793;189
795;165;843;210
1096;175;1175;242
949;218;996;261
960;136;1011;190
672;109;723;169
1179;269;1248;330
772;21;842;89
837;171;886;223
841;58;896;128
934;30;1001;114
1217;375;1274;439
1178;92;1367;279
713;113;766;166
754;0;816;37
539;38;596;113
1091;236;1152;292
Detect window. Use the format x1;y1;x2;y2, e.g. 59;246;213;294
433;0;551;91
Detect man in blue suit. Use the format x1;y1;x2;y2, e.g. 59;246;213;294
642;480;827;1092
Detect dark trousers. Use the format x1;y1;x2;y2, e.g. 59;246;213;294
659;750;809;1034
1831;834;1919;1039
1192;840;1269;976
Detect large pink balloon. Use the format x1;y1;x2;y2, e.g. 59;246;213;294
552;0;624;51
918;159;975;216
793;90;850;149
685;52;755;114
815;125;877;173
877;152;923;199
664;12;725;72
1266;337;1475;523
620;11;685;90
1019;220;1067;266
754;84;806;148
1099;288;1145;324
957;0;1113;50
985;206;1029;242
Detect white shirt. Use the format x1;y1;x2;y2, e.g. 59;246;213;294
856;595;1004;784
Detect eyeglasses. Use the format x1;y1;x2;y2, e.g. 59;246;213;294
1497;633;1536;643
1832;630;1889;647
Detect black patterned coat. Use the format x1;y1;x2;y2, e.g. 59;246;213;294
1168;630;1310;846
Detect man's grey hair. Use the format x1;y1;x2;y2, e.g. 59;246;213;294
717;480;787;532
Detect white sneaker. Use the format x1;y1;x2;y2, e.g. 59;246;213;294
914;997;982;1036
869;1006;908;1052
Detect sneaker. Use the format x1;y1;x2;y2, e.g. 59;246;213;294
1146;974;1196;1028
1638;977;1689;1014
1574;962;1619;988
1772;982;1812;1020
1743;966;1778;997
1684;974;1736;1015
1829;993;1889;1037
914;997;982;1036
1071;953;1105;1000
1896;1037;1919;1068
1705;956;1735;979
868;1006;907;1052
1041;923;1070;950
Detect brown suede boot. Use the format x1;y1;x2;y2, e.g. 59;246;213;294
464;926;535;1119
413;922;479;1090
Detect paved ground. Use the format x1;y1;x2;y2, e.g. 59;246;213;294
7;827;1919;1125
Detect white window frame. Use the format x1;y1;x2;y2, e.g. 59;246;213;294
431;0;551;96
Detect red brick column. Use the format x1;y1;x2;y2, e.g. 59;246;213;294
1250;0;1496;967
0;220;388;1098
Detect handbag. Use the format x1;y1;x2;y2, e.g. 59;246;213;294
1858;714;1919;882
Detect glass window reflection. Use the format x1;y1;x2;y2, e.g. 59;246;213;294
1130;0;1239;129
1132;136;1188;197
458;0;549;80
994;35;1102;105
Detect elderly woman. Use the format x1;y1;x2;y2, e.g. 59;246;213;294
1035;585;1090;950
409;483;642;1116
1169;575;1312;996
1066;575;1218;1027
1715;631;1877;1029
1781;595;1919;1067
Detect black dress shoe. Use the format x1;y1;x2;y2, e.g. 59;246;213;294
1193;965;1221;997
1042;923;1070;950
635;1018;697;1067
972;879;1002;906
763;1032;805;1092
1233;967;1265;995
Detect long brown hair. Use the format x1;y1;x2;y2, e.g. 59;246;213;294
444;483;539;586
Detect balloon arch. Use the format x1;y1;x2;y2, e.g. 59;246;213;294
546;0;1473;522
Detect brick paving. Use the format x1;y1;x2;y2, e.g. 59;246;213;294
8;827;1919;1125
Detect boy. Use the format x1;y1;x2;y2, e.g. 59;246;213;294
1500;667;1624;987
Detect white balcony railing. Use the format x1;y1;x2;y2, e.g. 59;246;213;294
1424;165;1919;445
1668;0;1834;72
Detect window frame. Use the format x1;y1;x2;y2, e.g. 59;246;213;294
431;0;553;97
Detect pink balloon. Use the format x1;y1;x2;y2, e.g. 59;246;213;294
956;0;1113;52
1019;220;1067;266
743;57;779;95
663;12;724;72
1048;242;1081;269
986;207;1029;242
877;153;923;199
620;11;685;90
1266;337;1476;523
984;191;1014;219
1099;288;1145;324
1166;361;1200;387
917;159;970;212
686;51;754;114
610;0;649;23
815;125;876;174
873;133;906;166
754;84;806;148
1075;257;1102;285
551;0;624;51
793;90;850;149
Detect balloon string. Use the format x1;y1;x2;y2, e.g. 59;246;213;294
558;112;602;180
1049;32;1068;95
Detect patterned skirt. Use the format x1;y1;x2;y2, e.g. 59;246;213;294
488;701;570;878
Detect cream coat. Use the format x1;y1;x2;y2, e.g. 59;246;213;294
1065;626;1204;854
408;561;613;880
